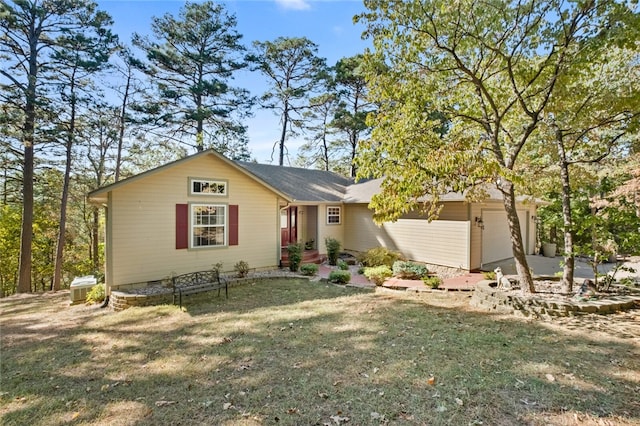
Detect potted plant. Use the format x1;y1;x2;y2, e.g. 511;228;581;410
542;241;556;257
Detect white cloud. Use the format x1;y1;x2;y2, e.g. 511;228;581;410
274;0;312;11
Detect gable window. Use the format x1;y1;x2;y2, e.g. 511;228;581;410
190;178;227;196
327;206;341;225
192;204;226;247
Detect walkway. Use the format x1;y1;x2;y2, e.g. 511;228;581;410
316;264;486;291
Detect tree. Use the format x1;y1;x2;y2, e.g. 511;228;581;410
252;36;327;166
132;1;252;156
48;17;116;291
297;93;340;172
356;0;639;292
331;54;373;177
0;0;112;293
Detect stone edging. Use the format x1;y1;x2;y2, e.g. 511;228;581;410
470;280;640;317
109;272;320;311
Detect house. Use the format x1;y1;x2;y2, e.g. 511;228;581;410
88;149;538;293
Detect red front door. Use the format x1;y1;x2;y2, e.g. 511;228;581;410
281;207;297;247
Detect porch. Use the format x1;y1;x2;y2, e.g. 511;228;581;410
280;248;323;268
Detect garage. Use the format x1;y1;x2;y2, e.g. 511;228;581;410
481;209;529;265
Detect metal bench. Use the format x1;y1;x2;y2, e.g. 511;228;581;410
172;270;228;308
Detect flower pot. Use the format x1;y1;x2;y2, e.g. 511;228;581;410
542;242;556;258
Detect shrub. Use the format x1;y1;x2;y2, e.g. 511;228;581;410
211;262;223;274
86;283;105;304
300;263;319;276
338;259;349;270
234;260;250;278
325;238;341;265
357;247;403;268
328;270;351;284
423;276;442;289
364;265;393;286
482;271;496;280
287;243;303;272
392;261;428;279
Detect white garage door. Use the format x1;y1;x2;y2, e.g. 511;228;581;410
481;210;528;265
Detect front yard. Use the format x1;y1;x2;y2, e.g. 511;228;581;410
1;279;639;425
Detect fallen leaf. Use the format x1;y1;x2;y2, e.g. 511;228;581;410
223;402;233;410
330;414;350;424
455;398;464;406
287;407;299;414
71;412;80;420
155;400;178;407
545;374;555;382
428;376;436;385
436;405;447;412
318;391;329;399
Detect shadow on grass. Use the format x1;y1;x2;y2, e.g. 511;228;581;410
1;280;638;425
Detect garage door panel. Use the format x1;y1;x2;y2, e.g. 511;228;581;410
482;210;527;264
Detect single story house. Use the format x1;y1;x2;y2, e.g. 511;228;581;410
88;149;538;293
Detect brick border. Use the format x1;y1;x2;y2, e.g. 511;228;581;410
470;280;640;317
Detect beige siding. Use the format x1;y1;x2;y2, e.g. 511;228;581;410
344;204;470;269
316;204;345;255
469;202;537;269
108;155;280;287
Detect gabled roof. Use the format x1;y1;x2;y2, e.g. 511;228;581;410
235;161;353;202
87;149;292;204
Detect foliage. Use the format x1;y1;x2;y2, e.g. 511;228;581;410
357;247;402;268
328;270;351;284
392;261;428;280
482;271;496;280
132;1;252;156
355;0;640;293
325;237;341;266
299;263;319;276
85;283;105;304
234;260;250;278
337;260;349;271
422;276;442;289
287;243;303;272
363;265;392;286
251;36;327;165
211;262;224;275
304;239;315;250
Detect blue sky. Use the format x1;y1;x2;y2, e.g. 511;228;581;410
98;0;371;163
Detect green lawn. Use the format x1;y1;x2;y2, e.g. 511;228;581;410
1;279;638;425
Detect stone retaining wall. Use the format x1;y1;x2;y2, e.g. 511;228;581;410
471;280;640;317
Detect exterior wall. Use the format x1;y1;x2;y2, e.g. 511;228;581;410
107;155;280;288
296;205;318;249
344;204;471;269
316;204;345;255
469;202;537;269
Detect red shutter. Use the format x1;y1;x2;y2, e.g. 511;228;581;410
229;205;239;246
176;204;188;249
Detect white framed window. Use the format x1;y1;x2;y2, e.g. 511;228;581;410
191;204;226;247
190;178;227;196
327;206;341;225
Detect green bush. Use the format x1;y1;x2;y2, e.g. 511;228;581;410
423;276;442;289
287;243;303;272
234;260;250;278
482;271;496;280
338;259;349;270
86;283;105;304
328;270;351;284
300;263;319;276
364;265;393;286
325;238;341;265
392;261;428;279
357;247;403;268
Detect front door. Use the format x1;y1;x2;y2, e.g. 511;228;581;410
281;207;298;247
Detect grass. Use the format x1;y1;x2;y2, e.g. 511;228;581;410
1;279;639;425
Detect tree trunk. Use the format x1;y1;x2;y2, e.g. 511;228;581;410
115;68;131;182
17;24;40;294
279;101;289;166
502;179;535;293
555;129;575;293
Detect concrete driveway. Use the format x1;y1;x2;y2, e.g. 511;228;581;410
484;254;640;280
